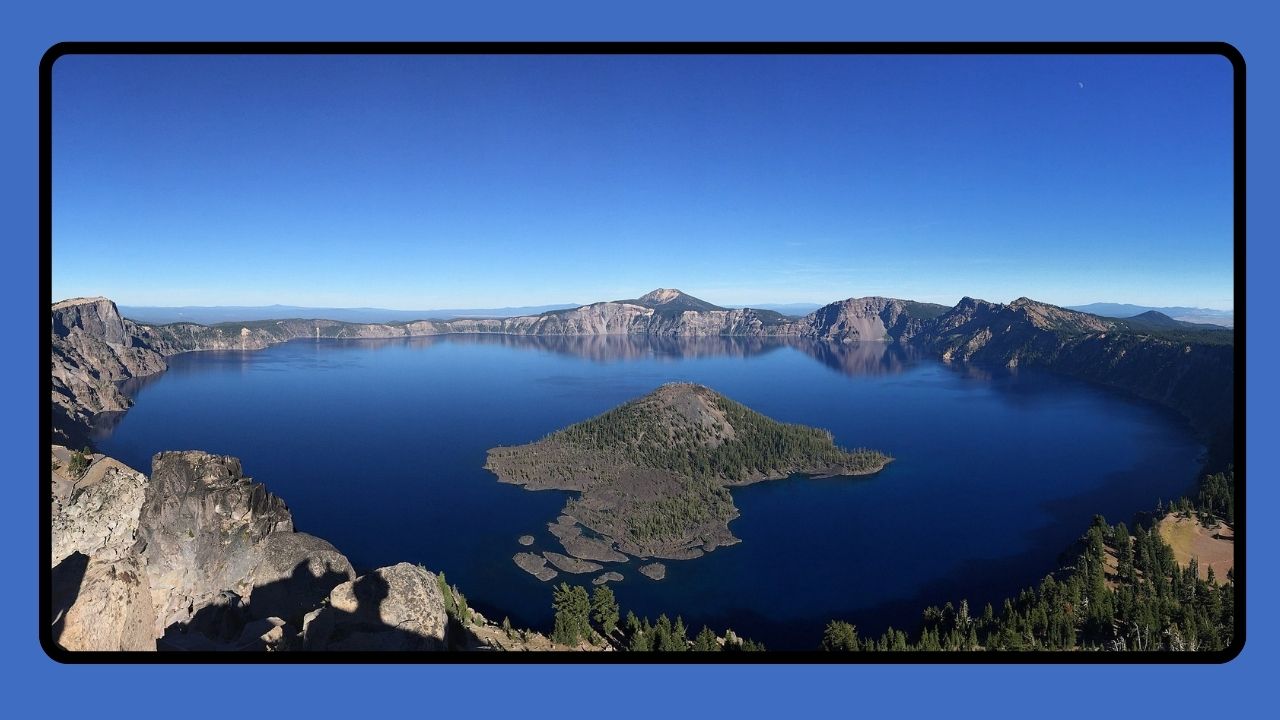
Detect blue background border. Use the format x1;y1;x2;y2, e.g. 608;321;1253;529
4;1;1272;716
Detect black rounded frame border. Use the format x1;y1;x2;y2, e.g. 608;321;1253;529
37;40;1247;666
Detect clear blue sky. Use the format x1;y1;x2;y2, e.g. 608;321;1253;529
51;53;1234;310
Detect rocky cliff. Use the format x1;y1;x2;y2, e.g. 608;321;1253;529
50;446;513;652
51;298;168;445
50;289;1234;461
924;297;1235;451
794;296;949;342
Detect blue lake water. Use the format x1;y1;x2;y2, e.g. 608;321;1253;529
96;335;1204;649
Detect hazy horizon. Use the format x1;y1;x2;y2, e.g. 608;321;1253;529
56;288;1235;313
52;55;1233;311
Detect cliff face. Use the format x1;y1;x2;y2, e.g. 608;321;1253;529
923;297;1234;446
51;298;169;444
795;297;949;343
50;446;453;652
50;290;1234;460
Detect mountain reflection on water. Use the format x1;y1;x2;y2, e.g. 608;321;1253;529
241;333;922;377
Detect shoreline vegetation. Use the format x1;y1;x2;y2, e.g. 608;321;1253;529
819;470;1235;653
486;383;890;566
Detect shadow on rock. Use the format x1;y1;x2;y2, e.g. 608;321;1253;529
160;560;449;652
51;551;90;646
300;563;449;651
160;558;350;651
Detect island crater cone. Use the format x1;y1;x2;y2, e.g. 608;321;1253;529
485;382;891;566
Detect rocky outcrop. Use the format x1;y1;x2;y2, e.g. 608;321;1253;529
925;297;1235;448
49;446;458;653
51;298;168;445
135;451;295;634
797;297;948;343
246;533;357;626
301;563;449;651
51;450;149;566
50;446;160;651
52;552;157;652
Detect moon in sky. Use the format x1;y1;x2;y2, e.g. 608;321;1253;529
1078;81;1085;89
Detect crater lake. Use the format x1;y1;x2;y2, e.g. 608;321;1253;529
94;334;1205;649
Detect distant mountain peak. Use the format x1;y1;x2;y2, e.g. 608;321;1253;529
626;288;726;314
638;288;690;304
1009;296;1047;308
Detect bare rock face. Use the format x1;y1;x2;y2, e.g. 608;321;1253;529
799;297;945;343
48;446;454;653
302;563;449;651
51;450;149;566
52;552;157;652
246;532;356;625
50;297;169;444
136;451;294;634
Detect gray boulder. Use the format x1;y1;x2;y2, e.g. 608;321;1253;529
246;532;356;625
303;563;448;651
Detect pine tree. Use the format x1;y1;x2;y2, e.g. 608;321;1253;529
551;583;591;646
672;616;689;651
590;585;620;637
693;625;719;651
821;621;859;651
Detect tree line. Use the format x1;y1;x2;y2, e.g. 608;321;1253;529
549;389;887;485
821;471;1236;652
551;582;764;652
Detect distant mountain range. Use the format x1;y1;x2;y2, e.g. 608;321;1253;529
118;299;826;325
121;300;1230;327
117;303;582;325
1066;303;1233;327
54;288;1234;464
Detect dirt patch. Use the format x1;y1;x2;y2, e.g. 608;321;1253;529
1157;513;1234;581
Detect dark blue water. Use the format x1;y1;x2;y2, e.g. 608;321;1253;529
96;335;1204;649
